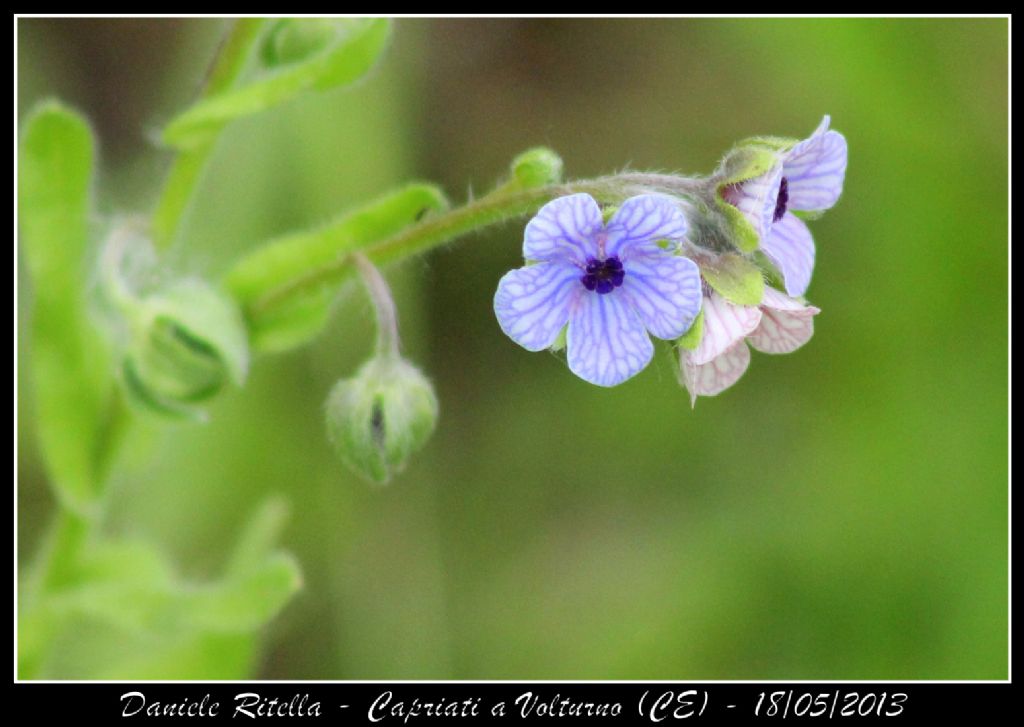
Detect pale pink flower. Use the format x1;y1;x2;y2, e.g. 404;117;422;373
679;286;819;406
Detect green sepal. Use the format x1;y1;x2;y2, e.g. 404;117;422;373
120;358;203;422
144;279;249;387
736;134;800;154
752;249;786;292
259;18;339;67
675;308;704;351
790;208;825;222
120;278;250;420
712;144;781;253
550;324;568;352
715;144;781;188
699;252;765;306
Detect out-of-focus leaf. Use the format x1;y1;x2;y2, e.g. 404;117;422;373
45;621;256;681
27;520;301;677
94;633;256;681
225;497;291;577
39;539;179;635
182;553;302;633
225;183;448;352
163;18;392;150
18;101;114;514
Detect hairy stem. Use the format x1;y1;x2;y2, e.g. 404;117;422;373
240;172;708;328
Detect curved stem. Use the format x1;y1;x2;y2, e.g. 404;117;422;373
242;172;708;327
352;253;401;361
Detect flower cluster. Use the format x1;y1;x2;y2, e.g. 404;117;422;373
494;117;847;401
718;116;848;296
677;286;820;405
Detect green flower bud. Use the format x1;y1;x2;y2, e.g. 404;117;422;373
260;19;341;67
121;279;249;420
509;147;563;190
325;356;438;484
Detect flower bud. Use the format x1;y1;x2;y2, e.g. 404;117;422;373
711;143;783;253
325;356;438;484
260;19;341;67
121;279;249;420
509;147;564;190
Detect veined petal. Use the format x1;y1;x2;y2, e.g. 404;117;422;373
679;341;751;407
783;116;848;212
720;164;783;244
620;254;702;340
760;212;816;297
523;193;602;265
566;291;653;387
748;287;821;354
494;262;581;352
604;194;689;260
759;285;816;312
691;290;762;366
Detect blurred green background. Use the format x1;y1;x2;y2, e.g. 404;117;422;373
17;18;1008;679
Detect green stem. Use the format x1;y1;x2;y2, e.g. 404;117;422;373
25;510;91;600
242;172;707;327
19;509;92;679
151;19;266;249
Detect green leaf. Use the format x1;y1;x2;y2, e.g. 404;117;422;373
19;101;114;514
163;18;392;150
225;183;448;352
27;525;302;677
699;252;765;306
91;633;256;681
182;553;302;633
225;497;291;577
41;540;179;635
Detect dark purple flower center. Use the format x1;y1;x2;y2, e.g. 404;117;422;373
773;177;789;223
581;256;624;295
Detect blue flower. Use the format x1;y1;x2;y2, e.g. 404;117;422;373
494;193;702;387
721;116;848;296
